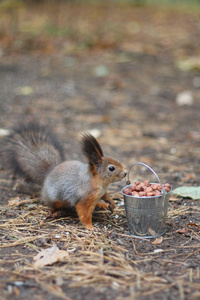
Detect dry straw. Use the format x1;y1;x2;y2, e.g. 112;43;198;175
0;181;200;299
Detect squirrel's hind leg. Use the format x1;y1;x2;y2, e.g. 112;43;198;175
45;200;71;220
46;209;68;220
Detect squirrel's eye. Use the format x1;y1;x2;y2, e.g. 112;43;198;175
109;166;115;172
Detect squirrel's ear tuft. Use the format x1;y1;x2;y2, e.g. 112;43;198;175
81;134;104;167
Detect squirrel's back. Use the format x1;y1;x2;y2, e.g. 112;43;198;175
1;123;65;184
42;160;92;208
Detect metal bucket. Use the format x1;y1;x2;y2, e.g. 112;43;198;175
121;162;171;239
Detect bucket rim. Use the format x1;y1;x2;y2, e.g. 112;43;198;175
127;230;166;239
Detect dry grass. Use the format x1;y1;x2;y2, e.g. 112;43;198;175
0;177;200;299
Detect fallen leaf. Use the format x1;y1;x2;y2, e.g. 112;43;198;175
8;197;33;207
8;197;21;206
34;244;69;268
151;236;163;245
176;57;200;72
172;186;200;200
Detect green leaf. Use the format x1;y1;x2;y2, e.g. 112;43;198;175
172;186;200;200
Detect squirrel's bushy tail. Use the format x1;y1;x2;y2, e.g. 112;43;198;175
1;123;65;184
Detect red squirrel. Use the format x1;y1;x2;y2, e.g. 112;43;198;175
1;123;127;229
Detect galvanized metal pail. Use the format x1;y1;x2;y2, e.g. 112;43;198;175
121;162;171;239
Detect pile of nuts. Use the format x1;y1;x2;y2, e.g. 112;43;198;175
123;180;171;197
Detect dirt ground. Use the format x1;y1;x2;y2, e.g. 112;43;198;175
0;2;200;300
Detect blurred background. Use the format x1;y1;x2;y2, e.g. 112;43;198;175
0;0;200;184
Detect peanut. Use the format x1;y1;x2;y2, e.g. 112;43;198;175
123;181;171;197
144;180;150;186
131;184;136;191
151;184;158;190
123;187;132;195
139;191;146;197
135;181;141;186
133;193;139;197
146;186;153;193
136;184;142;192
147;192;155;197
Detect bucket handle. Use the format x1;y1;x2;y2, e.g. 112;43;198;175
126;162;166;195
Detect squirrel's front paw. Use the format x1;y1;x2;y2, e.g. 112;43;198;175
103;199;116;213
96;201;110;211
101;193;116;213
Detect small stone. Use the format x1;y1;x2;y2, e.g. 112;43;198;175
94;65;109;77
153;249;164;253
193;76;200;88
0;128;11;136
116;238;124;246
55;235;61;239
88;128;101;139
176;91;194;106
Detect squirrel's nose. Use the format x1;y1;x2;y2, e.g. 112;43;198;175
124;171;127;177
